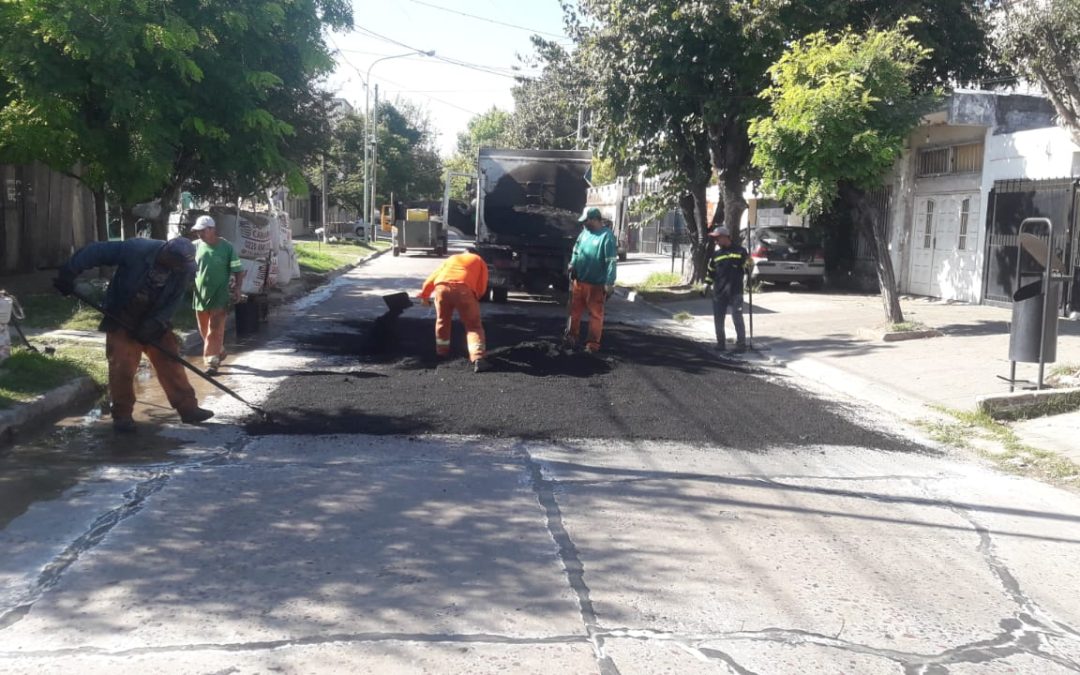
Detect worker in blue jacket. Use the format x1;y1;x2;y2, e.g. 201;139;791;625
705;226;753;353
54;237;214;433
564;207;618;353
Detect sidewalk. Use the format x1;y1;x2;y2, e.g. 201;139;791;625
618;253;1080;465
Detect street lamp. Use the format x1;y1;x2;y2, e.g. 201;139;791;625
362;49;435;238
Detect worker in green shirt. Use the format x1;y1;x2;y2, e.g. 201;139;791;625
564;207;618;353
191;215;244;374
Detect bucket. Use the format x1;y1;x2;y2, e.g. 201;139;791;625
235;297;261;336
0;294;12;325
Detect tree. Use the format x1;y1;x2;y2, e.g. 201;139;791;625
507;37;583;150
445;107;511;201
749;21;937;323
372;100;443;206
0;1;351;239
997;0;1080;146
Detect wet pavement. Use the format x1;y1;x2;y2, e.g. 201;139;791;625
2;251;1080;674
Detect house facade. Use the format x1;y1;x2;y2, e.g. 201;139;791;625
883;91;1079;309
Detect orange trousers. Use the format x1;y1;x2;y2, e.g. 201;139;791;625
567;281;606;352
434;283;486;362
196;308;227;360
106;329;198;420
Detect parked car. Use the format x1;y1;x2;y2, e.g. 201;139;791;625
748;226;826;289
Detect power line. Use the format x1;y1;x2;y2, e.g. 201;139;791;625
352;25;523;80
403;0;571;41
336;46;536;76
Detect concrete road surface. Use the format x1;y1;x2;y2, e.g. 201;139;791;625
2;251;1079;674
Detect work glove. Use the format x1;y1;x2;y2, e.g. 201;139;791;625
133;318;168;345
605;284;615;299
53;275;76;297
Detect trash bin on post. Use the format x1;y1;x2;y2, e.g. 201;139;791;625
1009;283;1061;363
1003;217;1068;391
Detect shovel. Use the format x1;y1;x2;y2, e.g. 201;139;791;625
382;292;414;313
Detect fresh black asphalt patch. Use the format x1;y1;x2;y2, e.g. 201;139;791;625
246;315;922;452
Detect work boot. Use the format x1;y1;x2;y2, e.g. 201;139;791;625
112;417;137;434
473;358;492;374
206;355;221;376
732;342;748;353
179;407;214;424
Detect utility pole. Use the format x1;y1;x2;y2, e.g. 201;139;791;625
320;153;328;243
361;50;434;241
576;108;585;150
370;84;380;241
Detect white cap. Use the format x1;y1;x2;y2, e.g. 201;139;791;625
192;215;216;231
709;226;731;238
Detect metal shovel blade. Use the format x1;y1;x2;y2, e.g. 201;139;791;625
383;292;413;313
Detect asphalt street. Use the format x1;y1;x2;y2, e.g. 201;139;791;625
2;250;1080;674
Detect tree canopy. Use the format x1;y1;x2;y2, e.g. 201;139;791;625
0;0;352;236
997;0;1080;146
749;22;936;216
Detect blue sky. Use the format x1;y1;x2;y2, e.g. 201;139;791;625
328;0;572;156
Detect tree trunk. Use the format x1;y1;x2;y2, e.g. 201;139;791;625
92;189;108;243
121;205;138;240
720;171;747;241
679;181;711;284
152;183;183;240
706;115;751;240
840;182;904;324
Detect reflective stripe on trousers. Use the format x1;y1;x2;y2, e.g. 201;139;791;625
433;282;486;362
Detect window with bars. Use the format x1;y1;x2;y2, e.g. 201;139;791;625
917;148;950;176
958;198;970;250
916;142;984;177
923;200;935;249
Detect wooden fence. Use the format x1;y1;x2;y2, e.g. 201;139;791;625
0;162;98;275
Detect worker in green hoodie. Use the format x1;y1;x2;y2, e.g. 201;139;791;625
564;207;618;353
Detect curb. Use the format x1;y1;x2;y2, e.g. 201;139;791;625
977;387;1080;421
882;329;944;343
0;376;100;446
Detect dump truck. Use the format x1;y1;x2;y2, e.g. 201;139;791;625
471;148;593;302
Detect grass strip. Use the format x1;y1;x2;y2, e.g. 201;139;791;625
917;406;1080;482
0;343;106;409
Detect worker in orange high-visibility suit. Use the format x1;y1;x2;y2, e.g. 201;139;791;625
419;249;492;373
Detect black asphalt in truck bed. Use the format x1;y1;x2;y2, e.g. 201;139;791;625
245;316;922;452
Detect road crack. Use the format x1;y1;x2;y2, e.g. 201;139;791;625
0;472;171;631
0;444;240;632
0;631;590;659
517;443;620;675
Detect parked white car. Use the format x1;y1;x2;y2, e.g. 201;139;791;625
749;226;826;289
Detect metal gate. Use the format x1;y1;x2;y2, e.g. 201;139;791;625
982;178;1078;312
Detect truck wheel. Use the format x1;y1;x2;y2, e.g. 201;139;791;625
492;287;509;303
481;288;493;303
618;250;628;262
392;247;400;257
